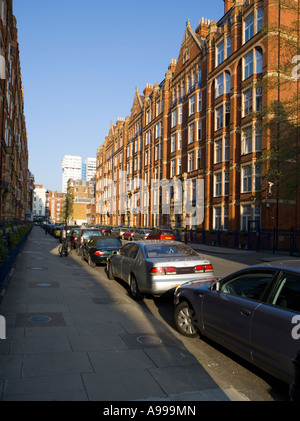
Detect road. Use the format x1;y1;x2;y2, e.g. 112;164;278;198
72;243;291;401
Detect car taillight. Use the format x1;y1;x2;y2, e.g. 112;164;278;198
150;267;177;275
194;264;213;273
94;251;105;255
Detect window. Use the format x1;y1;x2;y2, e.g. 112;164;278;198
198;68;202;87
197;92;202;112
215;74;224;98
225;72;231;94
170;159;176;178
188;122;195;144
242;165;252;192
225;137;230;161
171;134;176;152
157;100;162;116
224;171;229;196
188;151;195;172
254;163;262;191
244;51;254;79
225;104;230;127
243;88;253;116
223;205;229;230
215;105;223;130
197;120;202;141
244;13;254;43
217;41;224;66
255;86;263;111
172;110;177;127
226;37;231;58
255;125;262;151
178;132;182;150
257;8;264;33
256;48;263;74
215;139;223;163
241;204;252;231
178;106;183;124
177;158;182;174
197;149;201;169
189;95;195;115
271;272;300;312
215;173;222;196
214;207;222;230
221;270;273;299
242;127;252;155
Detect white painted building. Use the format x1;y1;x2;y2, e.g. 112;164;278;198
32;184;46;220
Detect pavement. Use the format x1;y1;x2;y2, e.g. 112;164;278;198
0;227;297;403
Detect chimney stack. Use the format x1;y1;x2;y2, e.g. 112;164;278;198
223;0;235;13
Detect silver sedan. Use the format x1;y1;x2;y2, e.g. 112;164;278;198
106;240;214;300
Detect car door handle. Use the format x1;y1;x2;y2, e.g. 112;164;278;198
240;308;251;317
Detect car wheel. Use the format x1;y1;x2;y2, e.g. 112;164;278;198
107;262;115;280
174;301;199;338
129;274;144;301
88;255;96;268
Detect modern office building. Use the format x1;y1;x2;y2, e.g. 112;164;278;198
61;155;82;193
83;157;96;182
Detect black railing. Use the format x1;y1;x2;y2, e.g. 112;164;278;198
0;220;33;293
178;227;300;256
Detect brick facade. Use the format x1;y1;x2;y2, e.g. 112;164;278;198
95;0;300;231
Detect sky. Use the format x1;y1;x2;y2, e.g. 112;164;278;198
13;0;223;192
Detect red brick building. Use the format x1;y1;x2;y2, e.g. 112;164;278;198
0;0;31;221
96;0;300;232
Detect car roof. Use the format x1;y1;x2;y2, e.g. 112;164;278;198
251;260;300;273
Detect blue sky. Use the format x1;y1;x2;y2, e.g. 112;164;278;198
14;0;223;192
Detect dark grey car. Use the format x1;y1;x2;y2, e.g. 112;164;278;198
174;260;300;385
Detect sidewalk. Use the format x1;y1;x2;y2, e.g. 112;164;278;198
0;227;249;402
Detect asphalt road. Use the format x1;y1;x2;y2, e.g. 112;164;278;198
72;243;291;401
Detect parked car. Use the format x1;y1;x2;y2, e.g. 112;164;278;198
122;228;136;241
107;240;213;300
76;228;103;255
132;228;152;240
81;236;122;267
69;227;81;249
174;260;300;386
147;228;175;240
53;225;62;239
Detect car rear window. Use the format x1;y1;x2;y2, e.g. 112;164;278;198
83;230;102;238
144;244;198;258
94;239;120;247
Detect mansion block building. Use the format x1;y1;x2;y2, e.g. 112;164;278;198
95;0;300;231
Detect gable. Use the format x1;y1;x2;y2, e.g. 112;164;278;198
173;20;206;78
130;87;144;118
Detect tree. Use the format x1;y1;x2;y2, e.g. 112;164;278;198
61;192;73;225
257;0;300;205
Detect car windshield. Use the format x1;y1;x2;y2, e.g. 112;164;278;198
93;238;120;247
144;244;198;258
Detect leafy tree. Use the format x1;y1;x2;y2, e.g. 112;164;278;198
257;0;300;202
61;193;73;225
